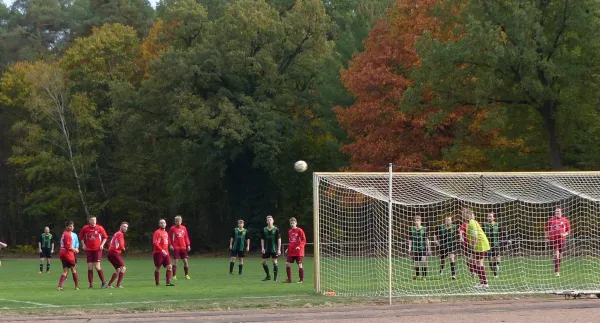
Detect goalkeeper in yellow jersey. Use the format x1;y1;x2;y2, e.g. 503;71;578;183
463;209;490;288
408;216;430;280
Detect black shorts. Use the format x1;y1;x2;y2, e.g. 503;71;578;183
262;251;278;259
487;247;500;258
440;247;456;259
40;248;52;259
231;250;246;258
412;251;427;262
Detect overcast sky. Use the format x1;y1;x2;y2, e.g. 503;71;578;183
2;0;160;8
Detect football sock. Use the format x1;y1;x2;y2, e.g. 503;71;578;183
450;262;456;276
88;270;93;285
46;263;50;272
491;261;498;276
109;273;118;286
98;269;105;284
479;266;487;284
421;266;427;277
440;259;446;273
166;269;172;284
154;271;160;285
414;266;420;277
286;266;292;281
73;272;79;288
262;264;270;276
117;272;124;286
299;268;304;281
273;264;278;280
229;262;234;274
58;274;67;287
40;263;43;272
173;265;177;277
238;264;243;274
184;266;189;276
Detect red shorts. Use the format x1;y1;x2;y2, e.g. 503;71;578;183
286;256;303;264
153;252;172;268
551;239;566;252
86;249;103;263
60;258;76;268
172;249;188;259
107;251;125;269
471;251;487;260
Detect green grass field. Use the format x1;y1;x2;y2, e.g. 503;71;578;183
0;257;321;315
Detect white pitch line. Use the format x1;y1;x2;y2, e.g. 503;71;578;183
0;298;59;308
0;294;307;310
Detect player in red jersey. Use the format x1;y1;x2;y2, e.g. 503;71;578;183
169;215;191;280
545;207;571;277
283;217;306;284
79;216;109;288
107;222;128;288
57;221;79;291
153;219;175;286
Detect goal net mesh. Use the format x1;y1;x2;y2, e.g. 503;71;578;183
314;172;600;296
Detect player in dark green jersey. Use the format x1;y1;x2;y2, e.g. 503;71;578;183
260;215;281;281
229;220;250;275
434;216;458;280
408;216;430;280
38;227;55;274
483;212;509;279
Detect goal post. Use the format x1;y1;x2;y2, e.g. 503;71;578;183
313;171;600;298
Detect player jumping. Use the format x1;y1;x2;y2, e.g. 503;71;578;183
57;221;79;291
229;220;250;275
261;215;281;281
153;219;175;286
79;216;108;289
38;226;55;274
545;207;571;277
283;217;306;283
434;216;458;280
408;215;430;280
169;215;191;280
107;222;128;288
463;209;490;288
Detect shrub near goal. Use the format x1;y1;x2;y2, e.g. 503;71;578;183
313;171;600;298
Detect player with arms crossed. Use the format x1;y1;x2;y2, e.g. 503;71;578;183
408;215;430;280
57;221;79;291
107;222;128;288
169;215;191;280
483;212;509;279
545;207;571;277
38;227;55;274
434;216;458;280
229;220;250;275
79;216;109;288
283;217;306;283
261;215;281;281
464;209;490;288
153;219;175;286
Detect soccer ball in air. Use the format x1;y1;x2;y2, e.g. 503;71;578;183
294;160;308;172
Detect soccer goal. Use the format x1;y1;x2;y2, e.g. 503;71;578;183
313;168;600;301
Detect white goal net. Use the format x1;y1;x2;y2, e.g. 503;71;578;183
313;171;600;298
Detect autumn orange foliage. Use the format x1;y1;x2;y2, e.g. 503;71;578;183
335;0;508;172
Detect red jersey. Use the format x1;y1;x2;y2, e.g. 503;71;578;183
59;231;75;261
108;231;126;254
79;224;108;251
169;225;190;250
153;228;169;254
546;216;571;240
287;227;306;257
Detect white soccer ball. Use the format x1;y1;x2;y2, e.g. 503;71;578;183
294;160;308;172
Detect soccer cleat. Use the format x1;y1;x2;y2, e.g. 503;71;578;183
451;276;457;280
262;276;272;281
108;285;114;288
412;276;417;280
185;275;191;280
38;271;43;274
116;285;124;288
156;283;160;286
75;287;80;291
172;276;177;281
228;272;233;275
101;283;109;289
297;280;304;284
46;271;51;274
57;287;63;291
474;283;489;289
439;271;444;276
282;279;292;283
494;275;499;279
421;277;426;281
238;273;243;276
555;272;560;277
166;283;175;286
88;285;94;289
